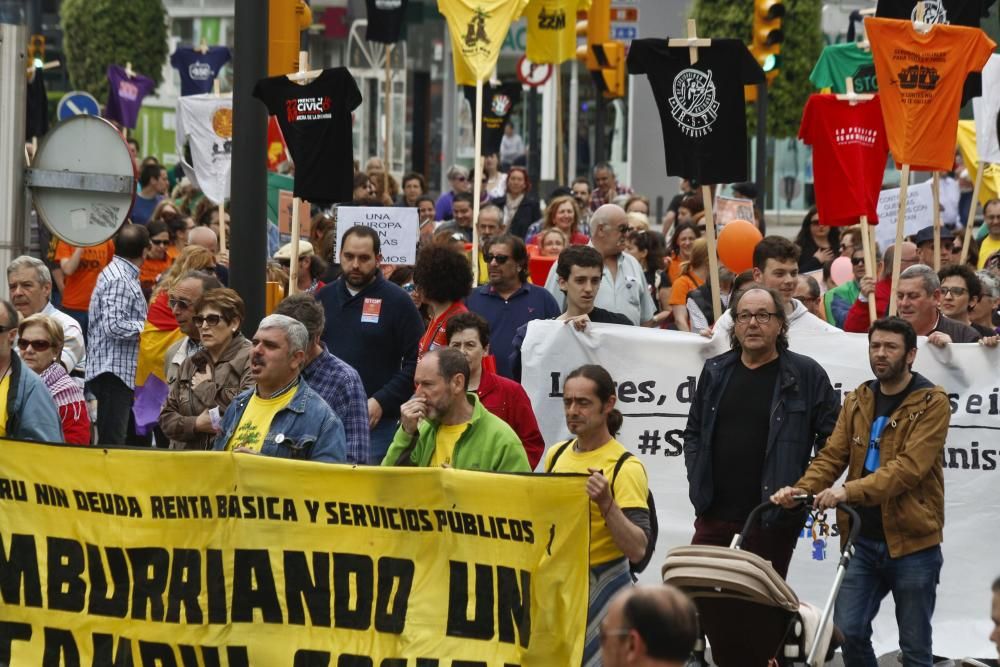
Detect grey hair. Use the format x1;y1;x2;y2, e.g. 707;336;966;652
0;300;17;329
446;164;469;180
592;161;615;176
257;314;309;355
477;204;503;224
900;264;940;294
977;270;1000;299
799;273;821;299
7;255;51;286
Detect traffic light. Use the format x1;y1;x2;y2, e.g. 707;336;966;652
751;0;785;77
592;41;626;98
268;0;313;76
581;0;611;71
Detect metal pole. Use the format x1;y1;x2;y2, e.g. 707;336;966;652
528;88;541;182
0;22;27;269
568;59;579;180
755;81;767;214
441;35;455;194
230;0;269;335
595;95;606;165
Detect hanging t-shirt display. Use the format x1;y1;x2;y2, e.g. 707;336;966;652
975;55;1000;163
104;65;155;129
799;94;889;226
439;0;529;85
809;43;878;93
175;94;233;204
365;0;409;43
626;38;764;184
866;17;994;171
252;68;362;204
170;46;232;96
26;67;49;141
524;0;591;65
463;82;522;156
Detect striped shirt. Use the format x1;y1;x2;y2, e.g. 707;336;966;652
302;345;370;464
85;256;147;388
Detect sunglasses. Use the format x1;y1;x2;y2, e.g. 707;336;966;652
168;298;192;311
151;239;171;246
485;253;510;264
17;338;51;352
850;257;866;266
617;224;630;234
453;175;468;182
193;314;225;328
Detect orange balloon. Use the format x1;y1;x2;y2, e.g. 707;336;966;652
717;219;763;273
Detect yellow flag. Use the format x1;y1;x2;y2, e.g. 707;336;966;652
957;120;1000;205
440;0;529;85
524;0;591;65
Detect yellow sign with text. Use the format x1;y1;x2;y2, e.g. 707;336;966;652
0;440;589;665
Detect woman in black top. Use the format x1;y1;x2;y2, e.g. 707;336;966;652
795;206;840;273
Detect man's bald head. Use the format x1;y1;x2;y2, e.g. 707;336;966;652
882;241;918;278
591;204;628;258
188;226;219;254
601;585;698;666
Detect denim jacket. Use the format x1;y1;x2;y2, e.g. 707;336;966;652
212;379;346;462
6;353;63;442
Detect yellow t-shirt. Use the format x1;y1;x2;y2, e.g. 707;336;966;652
439;0;529;85
0;373;9;437
227;389;296;453
978;235;1000;269
429;422;468;467
524;0;591;65
545;438;648;566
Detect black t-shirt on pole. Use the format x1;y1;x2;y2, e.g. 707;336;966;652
365;0;409;44
706;357;780;522
626;38;764;185
252;68;363;205
463;82;522;157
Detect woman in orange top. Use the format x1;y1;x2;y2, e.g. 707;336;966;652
139;220;177;299
55;237;115;337
668;238;709;332
666;222;700;283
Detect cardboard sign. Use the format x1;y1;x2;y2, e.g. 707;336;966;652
335;206;419;265
713;195;756;228
278;190;312;236
874;179;934;251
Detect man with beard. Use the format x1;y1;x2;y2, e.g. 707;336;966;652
381;348;529;472
317;226;424;463
773;317;950;666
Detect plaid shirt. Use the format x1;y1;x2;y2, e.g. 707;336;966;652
85;256;147;387
302;345;370;464
589;183;634;211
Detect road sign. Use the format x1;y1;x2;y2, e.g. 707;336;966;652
25;115;135;247
56;91;100;121
611;4;639;43
516;55;553;88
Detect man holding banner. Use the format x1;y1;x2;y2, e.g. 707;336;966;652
685;286;839;578
774;317;950;667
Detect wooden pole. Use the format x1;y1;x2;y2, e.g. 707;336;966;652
961;162;985;266
288;50;309;297
471;80;484;285
932;172;941;271
384;44;393;199
888;164;911;316
860;215;878;322
556;66;564;187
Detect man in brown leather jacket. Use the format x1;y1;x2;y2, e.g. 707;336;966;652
773;316;950;667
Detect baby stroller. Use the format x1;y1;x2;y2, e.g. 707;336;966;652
662;496;860;666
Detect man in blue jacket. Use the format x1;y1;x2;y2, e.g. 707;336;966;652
316;226;424;463
214;314;345;462
683;286;839;578
0;300;63;442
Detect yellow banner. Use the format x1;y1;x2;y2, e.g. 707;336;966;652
956;120;1000;205
440;0;529;85
524;0;591;65
0;440;589;665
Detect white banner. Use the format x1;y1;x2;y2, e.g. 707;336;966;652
521;321;999;659
335;206;419;265
875;180;933;251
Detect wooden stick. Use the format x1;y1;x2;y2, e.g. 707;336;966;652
288;51;309;297
888;164;911;316
384;45;393;199
471;80;484;285
932;172;941;271
961;162;985;266
860;215;877;322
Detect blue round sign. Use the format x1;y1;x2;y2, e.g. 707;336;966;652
56;91;101;121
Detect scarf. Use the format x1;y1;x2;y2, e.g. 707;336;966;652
40;362;86;409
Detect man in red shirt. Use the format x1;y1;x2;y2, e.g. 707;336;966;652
445;311;544;468
844;242;918;333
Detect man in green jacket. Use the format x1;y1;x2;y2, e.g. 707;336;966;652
382;347;530;472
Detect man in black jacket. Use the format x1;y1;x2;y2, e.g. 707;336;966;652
683;286;840;578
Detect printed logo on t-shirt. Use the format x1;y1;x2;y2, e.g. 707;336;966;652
285;96;333;122
464;8;491;49
118;80;139;101
537;7;567;30
375;0;402;7
910;0;947;24
669;69;720;138
897;64;940;97
361;298;382;323
852;64;879;93
491;94;512;116
189;61;213;81
834;126;879;147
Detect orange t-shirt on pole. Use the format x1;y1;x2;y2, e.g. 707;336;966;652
865;17;995;171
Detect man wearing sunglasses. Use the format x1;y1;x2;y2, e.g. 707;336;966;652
0;299;62;442
823;246;879;328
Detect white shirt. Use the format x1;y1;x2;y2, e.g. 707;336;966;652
543;251;655;325
708;298;839;354
43;301;86;374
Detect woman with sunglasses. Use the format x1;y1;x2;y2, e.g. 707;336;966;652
139;220;177;299
160;288;252;450
17;314;91;445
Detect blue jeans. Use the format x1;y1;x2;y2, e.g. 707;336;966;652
833;537;942;667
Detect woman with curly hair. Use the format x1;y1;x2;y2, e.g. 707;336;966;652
413;244;474;358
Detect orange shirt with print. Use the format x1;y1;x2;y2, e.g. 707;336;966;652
55;240;115;311
668;272;705;306
866;18;994;171
139;249;176;295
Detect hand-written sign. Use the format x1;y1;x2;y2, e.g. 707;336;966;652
874;180;933;251
335;207;419;265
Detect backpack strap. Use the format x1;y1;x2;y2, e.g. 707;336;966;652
609;450;633;498
545;439;576;472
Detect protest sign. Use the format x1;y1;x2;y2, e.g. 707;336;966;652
0;442;589;664
713;196;756;227
278;189;313;236
335;206;419;265
521;321;1000;658
875;179;933;250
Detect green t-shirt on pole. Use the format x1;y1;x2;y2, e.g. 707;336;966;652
810;43;879;94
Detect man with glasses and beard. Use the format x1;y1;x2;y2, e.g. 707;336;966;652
773;317;950;666
317;226;424;463
684;286;839;578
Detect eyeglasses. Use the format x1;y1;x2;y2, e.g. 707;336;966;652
940;286;968;297
17;338;51;352
617;224;630;234
151;239;171;246
950;245;962;254
850;257;866;266
485;253;510;264
193;314;225;328
599;628;631;644
168;297;192;311
735;311;778;324
452;175;468;182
